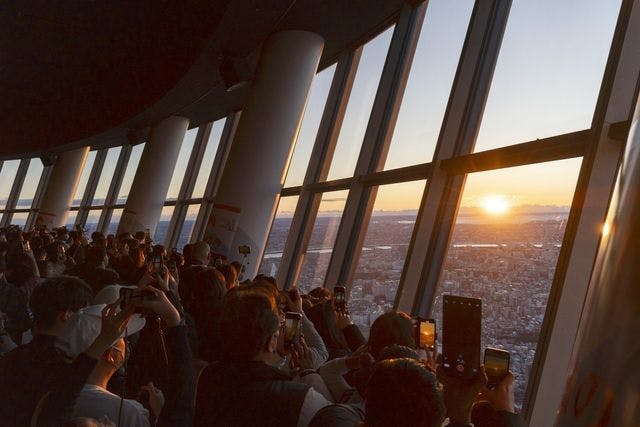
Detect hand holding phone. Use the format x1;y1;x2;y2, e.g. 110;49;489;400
484;347;510;389
442;295;482;380
416;318;436;351
284;312;302;348
333;286;347;312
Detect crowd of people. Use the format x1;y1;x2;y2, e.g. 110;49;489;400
0;224;525;426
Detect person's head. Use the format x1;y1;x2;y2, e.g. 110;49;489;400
365;359;445;427
305;300;350;355
378;344;420;361
130;245;146;268
216;264;238;290
6;251;38;285
91;231;106;247
29;276;93;334
368;311;415;360
309;287;332;302
198;267;226;295
219;289;280;362
178;265;207;313
85;245;108;269
44;241;66;263
192;241;210;265
134;231;147;243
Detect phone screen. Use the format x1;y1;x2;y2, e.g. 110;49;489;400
284;317;300;345
418;319;436;350
334;286;346;310
484;348;510;387
442;295;482;380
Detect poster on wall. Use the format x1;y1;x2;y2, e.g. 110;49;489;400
203;203;241;261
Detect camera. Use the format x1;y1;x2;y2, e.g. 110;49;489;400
119;287;157;314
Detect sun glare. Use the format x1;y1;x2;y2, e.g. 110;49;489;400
482;195;510;215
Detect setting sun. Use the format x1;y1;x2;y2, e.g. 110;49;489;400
482;195;510;215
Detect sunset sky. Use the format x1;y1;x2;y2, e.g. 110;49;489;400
0;0;622;219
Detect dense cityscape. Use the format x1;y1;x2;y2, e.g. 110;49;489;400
260;210;569;407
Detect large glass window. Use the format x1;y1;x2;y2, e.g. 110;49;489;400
326;27;394;181
258;196;300;277
166;128;198;201
65;211;77;230
10;212;28;227
92;147;121;206
107;209;123;235
296;191;349;292
384;0;473;169
154;206;175;243
73;151;96;207
84;209;102;234
192;120;226;199
175;204;200;250
0;160;20;210
284;65;337;187
349;180;426;336
430;158;582;408
473;0;620;152
117;143;145;204
16;158;44;209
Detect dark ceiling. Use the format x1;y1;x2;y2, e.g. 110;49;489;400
0;1;403;160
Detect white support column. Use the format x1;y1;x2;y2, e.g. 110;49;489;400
35;147;90;229
117;115;189;236
205;31;324;278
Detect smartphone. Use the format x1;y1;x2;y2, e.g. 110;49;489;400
119;287;156;313
442;295;482;380
284;312;302;347
416;318;436;351
152;254;163;275
484;347;510;389
333;286;346;312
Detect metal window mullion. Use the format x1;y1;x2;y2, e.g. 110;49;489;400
324;3;427;290
76;149;107;228
97;144;132;234
276;50;362;289
392;0;512;315
0;158;31;227
527;0;640;423
166;124;212;248
191;112;241;243
25;163;54;230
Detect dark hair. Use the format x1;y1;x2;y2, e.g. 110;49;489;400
309;287;331;301
178;265;207;313
91;231;105;242
29;276;93;327
219;290;279;361
253;274;277;288
44;242;64;263
378;344;420;361
85;245;107;268
305;301;350;358
365;359;445;427
193;268;227;361
368;312;415;360
6;252;38;286
216;264;237;290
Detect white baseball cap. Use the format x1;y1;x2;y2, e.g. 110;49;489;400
55;304;145;361
93;284;138;306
